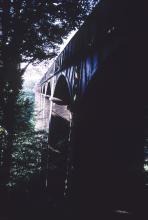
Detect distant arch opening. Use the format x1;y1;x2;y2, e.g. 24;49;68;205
42;85;46;94
46;83;51;96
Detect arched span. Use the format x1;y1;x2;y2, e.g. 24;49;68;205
53;75;71;105
46;82;51;96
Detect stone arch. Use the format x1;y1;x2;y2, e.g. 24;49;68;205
53;75;71;105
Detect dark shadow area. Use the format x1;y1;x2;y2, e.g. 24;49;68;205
69;39;145;219
0;125;70;220
47;114;70;199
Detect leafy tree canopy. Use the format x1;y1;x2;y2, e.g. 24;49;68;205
2;0;98;65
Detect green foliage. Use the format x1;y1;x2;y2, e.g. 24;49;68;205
0;90;47;188
9;130;48;187
14;92;35;132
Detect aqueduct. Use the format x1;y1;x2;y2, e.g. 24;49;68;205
37;0;146;218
